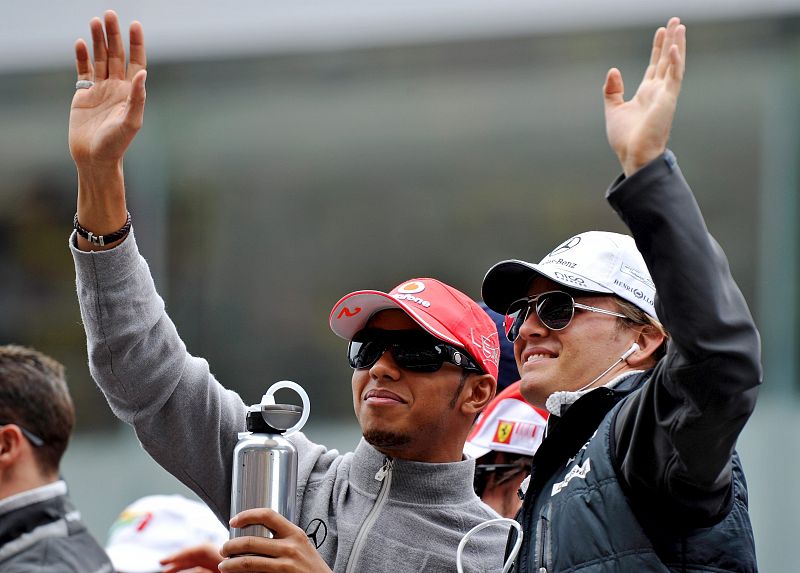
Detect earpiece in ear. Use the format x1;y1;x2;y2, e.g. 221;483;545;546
621;342;640;362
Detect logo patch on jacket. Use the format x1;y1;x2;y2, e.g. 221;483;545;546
305;519;328;548
551;459;592;496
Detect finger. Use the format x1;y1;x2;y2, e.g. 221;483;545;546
160;543;222;568
122;70;147;132
675;23;686;79
655;17;680;79
219;554;290;573
668;45;683;86
74;39;94;81
127;21;147;78
221;535;281;559
603;68;625;109
89;17;108;80
665;25;686;91
104;10;126;79
229;508;298;539
160;547;193;564
644;27;665;81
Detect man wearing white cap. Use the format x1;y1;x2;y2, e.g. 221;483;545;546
482;18;760;572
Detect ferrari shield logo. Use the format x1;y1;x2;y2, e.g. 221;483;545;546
493;420;515;444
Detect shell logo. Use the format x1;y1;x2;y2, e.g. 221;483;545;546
396;281;426;294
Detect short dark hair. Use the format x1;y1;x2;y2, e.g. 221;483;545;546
0;345;75;475
612;299;669;362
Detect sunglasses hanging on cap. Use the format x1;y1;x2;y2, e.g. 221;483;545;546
348;329;484;373
504;290;628;342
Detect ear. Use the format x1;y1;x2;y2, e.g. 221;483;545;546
460;374;497;417
0;425;24;469
625;326;666;368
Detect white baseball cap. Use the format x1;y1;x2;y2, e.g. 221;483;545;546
105;495;229;573
482;231;657;319
464;381;549;459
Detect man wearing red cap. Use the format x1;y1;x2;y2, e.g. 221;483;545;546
66;17;506;572
481;18;760;572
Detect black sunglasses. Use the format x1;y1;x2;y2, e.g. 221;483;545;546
504;290;627;342
348;329;483;373
0;421;45;447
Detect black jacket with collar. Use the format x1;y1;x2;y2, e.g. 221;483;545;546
0;482;113;573
513;152;761;572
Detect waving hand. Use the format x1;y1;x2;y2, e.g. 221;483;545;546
604;17;686;176
69;10;146;250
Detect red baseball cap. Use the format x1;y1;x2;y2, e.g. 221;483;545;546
329;278;500;380
464;381;549;459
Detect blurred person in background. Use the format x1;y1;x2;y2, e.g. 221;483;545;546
464;381;548;518
0;345;113;573
481;18;760;571
66;12;506;572
105;494;228;573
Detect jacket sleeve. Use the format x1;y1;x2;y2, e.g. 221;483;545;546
607;151;762;523
70;230;333;524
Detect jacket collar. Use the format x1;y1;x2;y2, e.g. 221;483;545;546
545;370;646;418
350;438;481;506
0;481;82;561
525;370;651;501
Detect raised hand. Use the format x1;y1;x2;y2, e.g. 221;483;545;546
69;11;146;167
604;17;686;177
220;509;332;573
70;10;146;250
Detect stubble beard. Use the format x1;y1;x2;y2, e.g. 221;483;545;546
361;371;470;452
362;429;412;451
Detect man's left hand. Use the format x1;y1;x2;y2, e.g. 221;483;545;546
220;509;332;573
604;17;686;177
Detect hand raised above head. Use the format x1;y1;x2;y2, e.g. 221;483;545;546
69;10;147;169
603;17;686;177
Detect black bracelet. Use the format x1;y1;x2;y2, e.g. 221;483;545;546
73;212;132;247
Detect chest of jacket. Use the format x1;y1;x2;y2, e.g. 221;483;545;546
517;392;757;573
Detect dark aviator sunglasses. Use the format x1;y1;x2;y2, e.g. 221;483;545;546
348;329;484;374
504;290;627;342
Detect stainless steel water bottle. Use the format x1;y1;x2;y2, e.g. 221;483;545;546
230;381;310;539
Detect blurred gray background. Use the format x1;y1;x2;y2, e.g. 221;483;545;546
1;1;799;571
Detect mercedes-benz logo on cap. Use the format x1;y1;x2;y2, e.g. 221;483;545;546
548;236;581;257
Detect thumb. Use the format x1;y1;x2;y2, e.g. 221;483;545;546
123;70;147;132
603;68;625;109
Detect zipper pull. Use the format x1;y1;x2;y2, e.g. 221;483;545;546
374;458;394;481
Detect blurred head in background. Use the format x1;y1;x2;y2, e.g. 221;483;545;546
0;344;74;496
105;494;228;573
465;382;548;518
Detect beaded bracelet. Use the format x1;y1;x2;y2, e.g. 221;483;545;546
73;212;132;247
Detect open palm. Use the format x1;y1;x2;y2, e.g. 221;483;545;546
604;18;686;176
68;13;146;167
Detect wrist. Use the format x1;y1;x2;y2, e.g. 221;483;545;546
621;147;667;178
75;161;129;252
76;160;124;188
74;211;131;251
